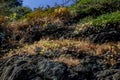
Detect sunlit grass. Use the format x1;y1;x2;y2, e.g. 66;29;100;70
3;39;120;59
91;11;120;27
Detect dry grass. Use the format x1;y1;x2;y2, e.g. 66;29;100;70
1;39;120;66
53;57;80;66
9;19;29;31
2;39;120;60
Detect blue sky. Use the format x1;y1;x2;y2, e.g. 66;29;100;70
23;0;73;9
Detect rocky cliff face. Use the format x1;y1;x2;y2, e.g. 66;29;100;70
0;54;120;80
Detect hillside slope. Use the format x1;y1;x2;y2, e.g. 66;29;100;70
0;0;120;80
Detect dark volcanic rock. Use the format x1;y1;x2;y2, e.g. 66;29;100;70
0;33;6;47
67;56;110;80
18;24;75;43
0;32;8;54
0;54;120;80
76;26;120;43
80;27;98;37
88;30;120;43
40;24;75;39
96;69;120;80
0;55;67;80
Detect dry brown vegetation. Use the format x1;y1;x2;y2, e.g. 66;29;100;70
2;39;120;59
53;56;80;66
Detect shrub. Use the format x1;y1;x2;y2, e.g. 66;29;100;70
0;15;8;26
8;13;17;22
69;0;120;20
91;11;120;27
53;7;71;23
24;8;52;26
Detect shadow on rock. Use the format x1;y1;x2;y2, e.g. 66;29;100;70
0;54;120;80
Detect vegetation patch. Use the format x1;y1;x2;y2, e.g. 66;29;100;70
91;11;120;27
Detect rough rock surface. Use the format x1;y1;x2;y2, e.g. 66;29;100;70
88;30;120;43
0;54;120;80
0;33;6;47
0;55;67;80
17;24;75;43
79;27;120;43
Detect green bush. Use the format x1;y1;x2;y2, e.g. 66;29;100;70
69;0;120;18
91;11;120;27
